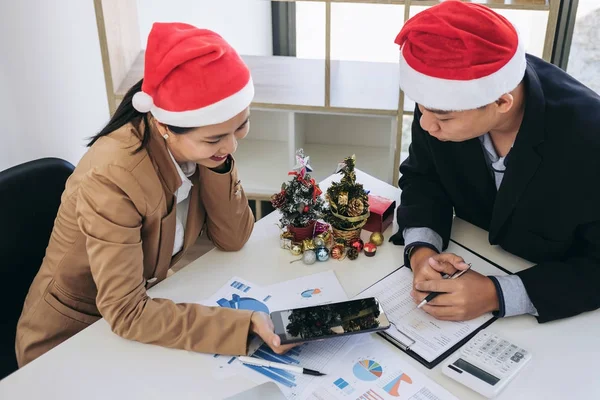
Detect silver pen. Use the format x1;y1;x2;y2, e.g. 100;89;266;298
238;356;325;376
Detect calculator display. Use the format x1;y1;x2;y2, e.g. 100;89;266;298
453;358;500;386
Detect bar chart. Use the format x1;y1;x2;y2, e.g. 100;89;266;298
356;389;384;400
230;280;252;293
333;378;355;395
241;336;353;398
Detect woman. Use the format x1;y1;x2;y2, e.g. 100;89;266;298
15;22;292;367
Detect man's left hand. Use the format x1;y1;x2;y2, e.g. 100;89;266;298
411;271;500;321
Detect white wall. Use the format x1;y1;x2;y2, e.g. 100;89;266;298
137;0;273;56
0;0;109;172
0;66;19;171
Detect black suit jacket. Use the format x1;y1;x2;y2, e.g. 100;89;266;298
391;54;600;323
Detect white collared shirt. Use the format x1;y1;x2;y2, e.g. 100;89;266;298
167;150;197;256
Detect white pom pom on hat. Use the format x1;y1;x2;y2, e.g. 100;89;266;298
132;91;154;113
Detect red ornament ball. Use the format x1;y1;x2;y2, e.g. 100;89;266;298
330;244;345;260
349;238;364;252
303;205;310;213
363;242;377;257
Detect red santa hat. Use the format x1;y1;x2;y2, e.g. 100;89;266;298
132;22;254;127
394;0;526;111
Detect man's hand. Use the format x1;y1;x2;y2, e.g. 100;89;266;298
249;312;299;355
410;248;470;290
411;270;500;321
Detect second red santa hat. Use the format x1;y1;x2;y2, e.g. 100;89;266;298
394;0;526;111
132;22;254;127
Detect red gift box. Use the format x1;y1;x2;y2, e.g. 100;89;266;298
363;194;396;233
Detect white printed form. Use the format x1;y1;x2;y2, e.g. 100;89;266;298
357;242;506;363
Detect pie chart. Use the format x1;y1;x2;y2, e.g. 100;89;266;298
301;288;322;298
353;360;383;382
216;294;269;314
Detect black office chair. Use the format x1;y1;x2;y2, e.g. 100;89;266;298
0;158;74;380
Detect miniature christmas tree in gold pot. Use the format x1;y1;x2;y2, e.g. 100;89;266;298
323;155;370;245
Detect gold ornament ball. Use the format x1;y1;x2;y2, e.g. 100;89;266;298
313;237;325;248
290;242;303;256
370;232;384;246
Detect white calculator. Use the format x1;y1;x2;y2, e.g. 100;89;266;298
442;330;531;398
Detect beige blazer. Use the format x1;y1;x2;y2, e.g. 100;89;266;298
15;119;255;367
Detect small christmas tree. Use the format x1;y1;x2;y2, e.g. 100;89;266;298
324;154;370;231
271;149;325;229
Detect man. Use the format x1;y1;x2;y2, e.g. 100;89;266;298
390;0;600;323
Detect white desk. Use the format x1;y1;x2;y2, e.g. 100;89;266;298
1;171;599;399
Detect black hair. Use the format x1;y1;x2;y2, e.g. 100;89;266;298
88;79;193;153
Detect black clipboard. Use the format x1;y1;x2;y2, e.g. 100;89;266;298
362;239;513;370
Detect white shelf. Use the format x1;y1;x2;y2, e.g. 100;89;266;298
304;143;392;185
234;139;290;197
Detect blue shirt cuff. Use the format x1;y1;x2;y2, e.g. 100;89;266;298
490;275;539;317
402;228;443;269
403;227;443;253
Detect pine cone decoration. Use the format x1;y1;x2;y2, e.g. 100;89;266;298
271;191;286;209
347;198;364;217
347;247;359;260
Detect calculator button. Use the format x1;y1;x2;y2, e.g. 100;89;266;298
475;351;485;358
500;340;510;347
510;356;521;363
514;352;524;359
518;349;528;356
483;356;493;364
510;345;518;351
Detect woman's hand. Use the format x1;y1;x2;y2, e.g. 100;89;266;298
250;312;299;355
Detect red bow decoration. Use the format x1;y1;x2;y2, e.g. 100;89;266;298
288;171;322;201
